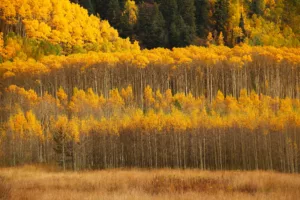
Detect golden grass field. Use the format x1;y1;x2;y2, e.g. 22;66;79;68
1;166;300;200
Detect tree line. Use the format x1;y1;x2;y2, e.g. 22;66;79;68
0;84;299;173
1;45;300;102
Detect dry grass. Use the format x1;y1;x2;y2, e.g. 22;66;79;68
0;166;300;200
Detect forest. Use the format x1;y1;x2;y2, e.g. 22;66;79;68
0;0;300;173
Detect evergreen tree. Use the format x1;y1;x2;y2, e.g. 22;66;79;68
238;12;246;43
151;4;168;47
177;0;196;27
169;15;187;47
107;0;121;28
53;124;74;171
195;0;210;37
213;0;230;43
252;0;266;16
137;3;167;48
71;0;95;14
119;0;126;9
92;0;110;19
160;0;188;48
159;0;178;26
177;0;197;45
137;3;155;47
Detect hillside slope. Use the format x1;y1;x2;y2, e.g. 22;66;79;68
0;0;139;58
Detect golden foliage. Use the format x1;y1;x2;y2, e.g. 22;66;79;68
3;85;300;143
0;0;139;52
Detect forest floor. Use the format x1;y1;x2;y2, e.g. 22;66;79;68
0;166;300;200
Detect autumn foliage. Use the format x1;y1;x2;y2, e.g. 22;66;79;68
0;0;139;57
1;41;300;172
0;81;300;172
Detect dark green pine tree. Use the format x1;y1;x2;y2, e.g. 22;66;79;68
169;15;187;47
134;0;145;4
53;128;74;170
239;13;246;34
91;0;110;19
195;0;210;37
159;0;178;26
119;0;126;9
213;0;230;42
137;3;154;47
137;3;167;48
237;13;246;43
71;0;95;14
252;0;266;16
160;0;188;48
107;0;121;28
151;4;168;48
177;0;197;45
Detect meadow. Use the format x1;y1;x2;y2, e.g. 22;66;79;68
1;166;300;200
